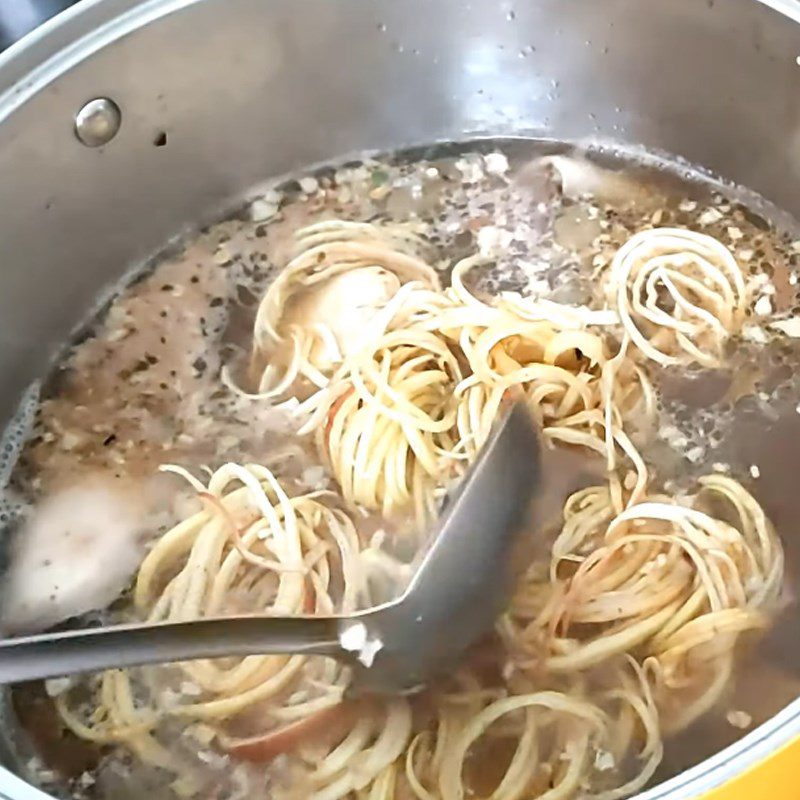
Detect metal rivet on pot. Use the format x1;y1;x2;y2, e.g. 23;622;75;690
74;98;121;147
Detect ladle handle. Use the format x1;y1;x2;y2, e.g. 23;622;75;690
0;616;346;683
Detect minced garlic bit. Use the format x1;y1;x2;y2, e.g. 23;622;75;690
742;324;769;344
726;709;752;729
749;465;761;479
698;207;723;226
484;152;509;175
727;226;744;241
299;176;319;195
213;245;232;265
754;295;772;316
685;445;705;464
658;424;689;450
770;318;800;338
594;749;616;771
250;198;279;222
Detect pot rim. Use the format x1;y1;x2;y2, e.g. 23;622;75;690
0;0;194;119
1;0;800;798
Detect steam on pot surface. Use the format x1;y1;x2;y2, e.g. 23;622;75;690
3;141;800;800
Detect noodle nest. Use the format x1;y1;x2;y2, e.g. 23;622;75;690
58;221;785;800
605;227;747;367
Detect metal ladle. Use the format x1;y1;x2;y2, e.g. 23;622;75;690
0;399;541;695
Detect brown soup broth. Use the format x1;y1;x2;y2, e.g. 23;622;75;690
2;138;800;798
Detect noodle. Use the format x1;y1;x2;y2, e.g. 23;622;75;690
605;227;747;367
247;221;440;399
504;475;781;736
292;285;465;527
59;465;413;797
57;219;785;800
296;251;656;526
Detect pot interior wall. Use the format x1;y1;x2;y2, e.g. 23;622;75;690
1;0;800;426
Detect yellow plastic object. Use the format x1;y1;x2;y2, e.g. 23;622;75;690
702;735;800;799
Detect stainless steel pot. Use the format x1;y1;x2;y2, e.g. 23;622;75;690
2;1;800;798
